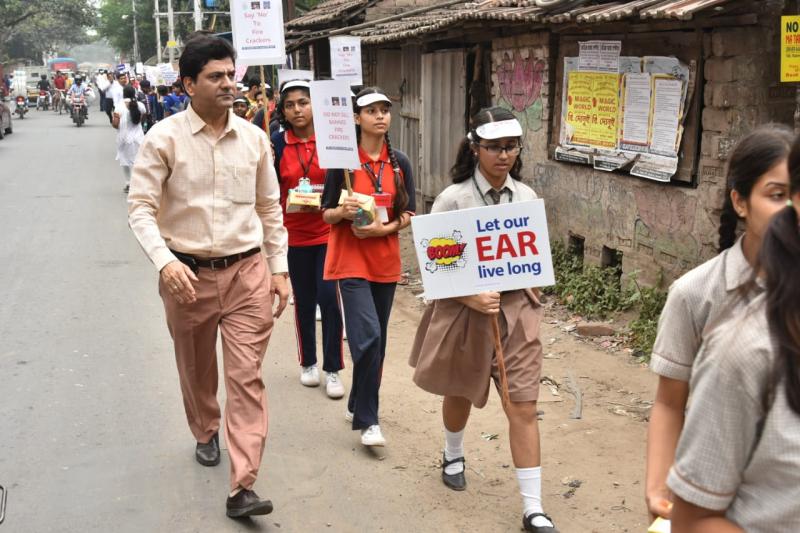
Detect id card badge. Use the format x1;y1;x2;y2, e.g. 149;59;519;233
372;192;392;223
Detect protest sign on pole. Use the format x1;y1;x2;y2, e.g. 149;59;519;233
329;35;363;86
410;200;555;300
277;68;314;86
310;80;361;170
230;0;286;66
158;63;178;84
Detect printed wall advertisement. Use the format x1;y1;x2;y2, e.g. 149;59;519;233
781;16;800;82
231;0;286;66
329;36;363;86
411;201;554;300
565;71;620;149
310;80;361;170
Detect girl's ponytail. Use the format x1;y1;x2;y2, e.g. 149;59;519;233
129;98;142;125
718;192;739;252
385;132;409;220
760;204;800;415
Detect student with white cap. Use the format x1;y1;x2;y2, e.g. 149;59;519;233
321;87;417;448
272;80;345;399
409;107;558;533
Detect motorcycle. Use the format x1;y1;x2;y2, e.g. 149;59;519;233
36;89;50;111
71;95;87;127
14;95;27;119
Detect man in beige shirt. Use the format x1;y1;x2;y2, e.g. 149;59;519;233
128;34;289;519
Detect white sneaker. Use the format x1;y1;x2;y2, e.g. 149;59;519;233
325;372;345;399
360;425;386;447
300;365;320;387
345;410;354;422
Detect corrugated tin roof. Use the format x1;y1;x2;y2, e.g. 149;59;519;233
322;0;743;45
287;0;371;29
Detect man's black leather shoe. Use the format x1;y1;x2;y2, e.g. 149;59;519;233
195;432;220;466
441;454;467;491
226;489;273;518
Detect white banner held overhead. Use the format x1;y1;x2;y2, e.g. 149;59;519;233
230;0;286;66
411;201;555;300
310;80;360;170
330;35;363;86
277;68;314;87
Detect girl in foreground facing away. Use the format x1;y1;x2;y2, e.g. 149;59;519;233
667;134;800;533
409;107;557;533
321;87;416;448
645;125;792;518
271;80;345;399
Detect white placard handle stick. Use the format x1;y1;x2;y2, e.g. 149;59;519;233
259;65;270;130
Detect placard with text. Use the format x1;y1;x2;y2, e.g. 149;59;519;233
310;80;360;170
231;0;286;66
330;35;363;86
411;200;555;300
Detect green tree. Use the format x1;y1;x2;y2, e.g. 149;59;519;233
0;0;95;62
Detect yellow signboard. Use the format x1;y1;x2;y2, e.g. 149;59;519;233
781;16;800;82
167;40;178;48
565;71;620;149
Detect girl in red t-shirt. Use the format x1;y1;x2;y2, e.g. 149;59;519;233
272;80;345;399
321;87;416;447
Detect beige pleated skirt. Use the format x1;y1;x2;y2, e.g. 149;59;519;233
409;289;544;408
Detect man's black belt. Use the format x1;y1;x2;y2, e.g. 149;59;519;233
170;247;260;274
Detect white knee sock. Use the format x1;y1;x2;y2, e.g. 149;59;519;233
443;428;465;475
517;466;553;527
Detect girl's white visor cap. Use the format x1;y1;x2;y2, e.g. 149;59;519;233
281;80;311;92
475;119;523;140
356;93;392;107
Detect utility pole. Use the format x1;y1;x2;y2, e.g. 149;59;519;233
193;0;203;31
167;0;176;65
131;0;141;65
154;0;162;63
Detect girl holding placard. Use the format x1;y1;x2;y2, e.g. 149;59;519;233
409;107;558;533
645;125;793;520
272;80;346;400
321;87;416;447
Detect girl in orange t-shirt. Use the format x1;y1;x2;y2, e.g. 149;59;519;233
321;87;416;448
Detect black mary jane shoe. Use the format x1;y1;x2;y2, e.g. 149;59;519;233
441;454;467;491
522;512;559;533
195;432;220;467
226;489;273;518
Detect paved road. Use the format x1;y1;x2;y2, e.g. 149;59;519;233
0;109;444;532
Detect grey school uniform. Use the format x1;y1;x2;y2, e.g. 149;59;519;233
668;294;800;531
650;236;758;381
409;168;544;407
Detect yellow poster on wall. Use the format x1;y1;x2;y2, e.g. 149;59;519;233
565;71;620;149
781;16;800;82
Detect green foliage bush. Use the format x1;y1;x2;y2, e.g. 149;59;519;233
547;240;667;359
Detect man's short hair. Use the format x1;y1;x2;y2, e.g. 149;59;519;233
140;80;151;90
117;72;128;80
179;34;236;84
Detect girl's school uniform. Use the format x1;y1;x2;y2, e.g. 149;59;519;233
321;144;416;429
650;235;759;381
668;293;800;532
272;129;344;372
409;169;543;407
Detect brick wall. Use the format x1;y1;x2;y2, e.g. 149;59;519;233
490;8;787;285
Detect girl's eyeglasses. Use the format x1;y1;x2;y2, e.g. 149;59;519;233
477;144;522;156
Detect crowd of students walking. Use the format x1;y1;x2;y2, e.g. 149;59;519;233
121;34;800;532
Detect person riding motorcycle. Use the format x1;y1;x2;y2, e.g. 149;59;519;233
67;76;93;119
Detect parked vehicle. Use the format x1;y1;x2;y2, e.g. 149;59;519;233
0;96;13;140
14;95;27;119
71;95;87;126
